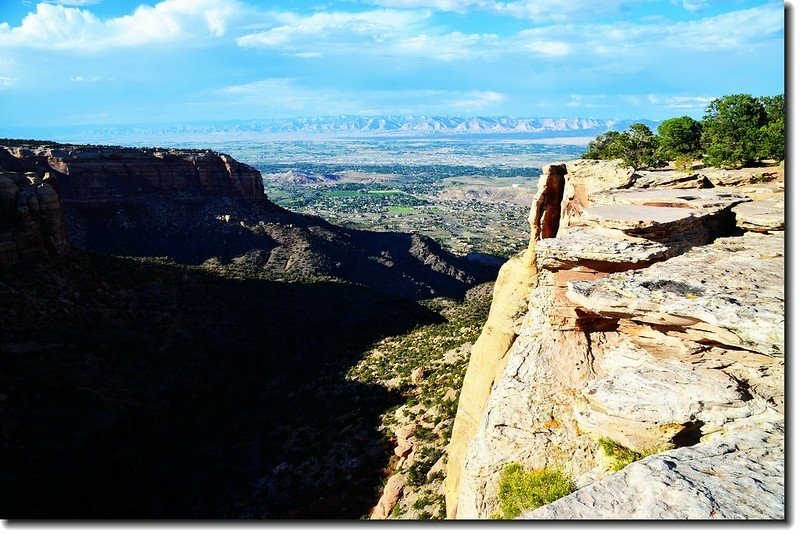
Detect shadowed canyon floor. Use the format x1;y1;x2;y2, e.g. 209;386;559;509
0;253;445;518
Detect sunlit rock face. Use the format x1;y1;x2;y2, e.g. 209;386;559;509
446;160;784;520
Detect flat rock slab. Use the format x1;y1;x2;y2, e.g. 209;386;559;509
566;232;784;357
536;227;670;270
520;422;784;520
732;200;784;232
631;170;714;189
593;188;747;210
582;189;747;237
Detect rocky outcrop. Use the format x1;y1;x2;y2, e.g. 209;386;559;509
522;421;784;520
445;165;570;517
370;474;407;519
0;170;69;266
446;161;784;519
0;143;264;201
1;141;261;267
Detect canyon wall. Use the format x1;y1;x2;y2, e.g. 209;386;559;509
0;142;263;268
0;143;264;202
445;160;785;519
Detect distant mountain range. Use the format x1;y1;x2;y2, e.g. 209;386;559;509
8;116;662;142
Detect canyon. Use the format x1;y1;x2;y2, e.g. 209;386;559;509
0;141;495;519
0;140;785;520
0;141;495;299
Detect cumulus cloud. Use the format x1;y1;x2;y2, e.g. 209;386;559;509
672;0;708;12
0;0;244;51
370;0;651;23
236;9;429;49
524;40;571;56
368;0;486;12
394;32;495;61
236;8;493;62
513;3;782;62
44;0;102;5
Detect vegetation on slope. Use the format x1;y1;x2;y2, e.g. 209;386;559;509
491;463;575;519
347;283;494;519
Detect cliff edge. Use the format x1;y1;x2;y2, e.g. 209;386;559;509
445;160;784;519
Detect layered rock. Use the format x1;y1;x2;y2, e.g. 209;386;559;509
446;161;784;519
0;143;264;201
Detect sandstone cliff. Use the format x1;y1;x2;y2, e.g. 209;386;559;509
1;141;261;268
445;160;784;519
0;141;495;299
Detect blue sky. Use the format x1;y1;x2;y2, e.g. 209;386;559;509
0;0;785;129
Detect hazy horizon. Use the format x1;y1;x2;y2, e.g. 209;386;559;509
0;0;785;133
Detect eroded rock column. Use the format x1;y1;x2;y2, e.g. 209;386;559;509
445;164;570;518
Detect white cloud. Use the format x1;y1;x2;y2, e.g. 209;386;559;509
45;0;102;5
672;0;708;12
236;8;492;62
525;40;570;56
512;3;782;63
566;94;607;108
0;0;244;51
0;76;18;90
368;0;485;12
647;94;713;108
69;74;104;82
370;0;653;23
216;77;507;115
660;5;784;51
450;90;505;110
293;51;323;58
236;9;429;49
394;31;495;61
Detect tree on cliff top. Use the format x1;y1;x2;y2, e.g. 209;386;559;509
700;94;767;168
757;94;785;162
657;116;702;159
581;124;665;170
582;131;626;160
583;93;785;170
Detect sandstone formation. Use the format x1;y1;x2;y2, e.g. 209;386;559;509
564;159;636;193
370;474;407;519
521;421;784;520
0;170;70;266
444;164;573;518
445;160;784;519
0;143;264;201
629;170;714;189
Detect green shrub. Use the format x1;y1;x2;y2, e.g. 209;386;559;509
598;437;642;472
492;463;574;519
674;154;695;172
